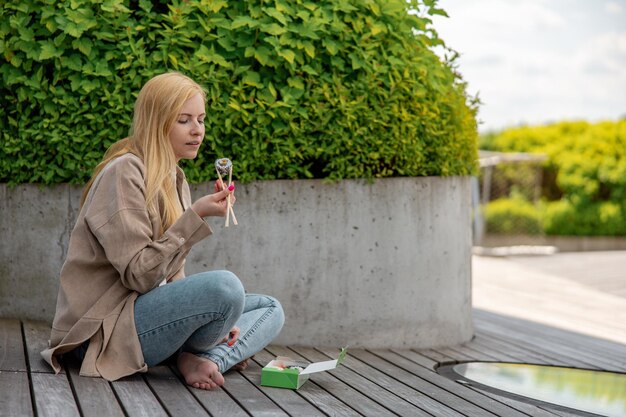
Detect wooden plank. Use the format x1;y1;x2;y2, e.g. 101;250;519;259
474;319;593;366
0;370;33;417
111;373;168;417
66;361;125;417
144;366;209;417
244;350;326;417
474;319;608;370
475;310;626;370
170;353;290;417
0;318;27;371
294;346;431;417
535;406;586;417
183;372;250;417
389;348;439;370
264;346;361;417
391;348;566;417
31;372;80;417
377;346;617;417
516;315;626;368
459;339;520;362
358;348;521;417
268;346;396;417
220;366;290;417
316;347;466;417
415;348;457;365
435;346;478;362
470;333;551;364
438;344;500;362
467;385;566;417
23;320;57;374
472;325;576;367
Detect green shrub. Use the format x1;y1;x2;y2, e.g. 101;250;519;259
482;120;626;205
543;200;626;236
480;120;626;236
484;197;542;235
0;0;478;185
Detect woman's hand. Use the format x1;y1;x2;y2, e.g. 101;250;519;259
191;181;236;218
225;326;240;347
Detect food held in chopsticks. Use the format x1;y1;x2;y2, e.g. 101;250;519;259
215;158;238;227
215;158;232;176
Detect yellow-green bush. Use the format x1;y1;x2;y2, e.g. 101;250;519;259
0;0;478;185
480;120;626;235
484;197;542;235
543;200;626;236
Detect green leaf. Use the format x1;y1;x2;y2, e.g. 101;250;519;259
263;7;289;25
169;53;179;68
287;76;304;90
39;41;62;60
242;71;262;87
206;0;228;13
260;23;287;36
253;46;272;66
428;8;449;17
63;22;82;37
72;37;93;56
302;41;315;58
195;45;232;68
62;54;83;71
301;64;318;75
323;38;338;55
139;0;153;12
231;16;259;29
277;48;295;64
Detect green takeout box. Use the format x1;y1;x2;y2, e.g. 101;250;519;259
261;348;347;389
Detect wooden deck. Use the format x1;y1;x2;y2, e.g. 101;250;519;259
2;309;624;417
3;251;625;416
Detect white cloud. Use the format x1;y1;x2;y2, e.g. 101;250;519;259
576;32;626;73
605;1;623;14
432;0;626;132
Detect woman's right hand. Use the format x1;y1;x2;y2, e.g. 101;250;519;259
191;182;235;218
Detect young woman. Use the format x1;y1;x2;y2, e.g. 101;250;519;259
41;72;284;390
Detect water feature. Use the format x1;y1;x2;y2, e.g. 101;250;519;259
439;362;626;417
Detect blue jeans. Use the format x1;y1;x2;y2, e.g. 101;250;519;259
133;270;284;373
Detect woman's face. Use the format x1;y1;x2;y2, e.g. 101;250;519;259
169;93;205;161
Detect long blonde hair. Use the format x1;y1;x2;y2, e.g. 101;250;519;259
81;72;206;234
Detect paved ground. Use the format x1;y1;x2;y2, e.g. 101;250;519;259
472;250;626;345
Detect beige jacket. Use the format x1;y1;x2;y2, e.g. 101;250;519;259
41;153;212;380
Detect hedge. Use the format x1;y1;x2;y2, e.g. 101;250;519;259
1;0;478;185
480;120;626;236
484;197;542;235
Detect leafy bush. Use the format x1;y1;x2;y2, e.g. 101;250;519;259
484;197;542;235
482;121;626;205
1;0;478;185
481;120;626;235
543;200;626;236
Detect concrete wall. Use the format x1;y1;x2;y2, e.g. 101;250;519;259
0;177;474;348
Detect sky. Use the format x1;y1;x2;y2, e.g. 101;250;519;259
430;0;626;133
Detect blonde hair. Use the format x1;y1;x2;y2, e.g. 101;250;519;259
81;72;206;234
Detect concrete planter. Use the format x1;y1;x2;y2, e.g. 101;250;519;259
1;177;473;348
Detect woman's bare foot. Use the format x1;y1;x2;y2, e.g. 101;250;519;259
177;352;225;390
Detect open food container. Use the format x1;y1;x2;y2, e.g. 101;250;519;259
261;348;348;389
